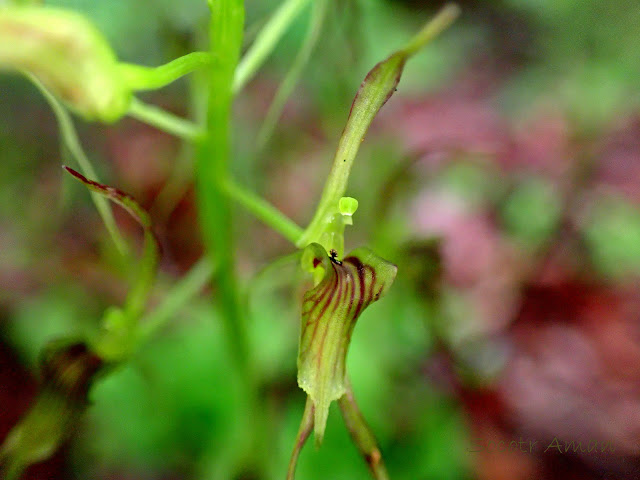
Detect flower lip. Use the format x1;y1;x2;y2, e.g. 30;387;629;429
297;243;397;444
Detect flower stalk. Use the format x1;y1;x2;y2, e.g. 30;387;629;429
338;379;390;480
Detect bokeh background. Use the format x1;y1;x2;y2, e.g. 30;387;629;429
2;0;640;479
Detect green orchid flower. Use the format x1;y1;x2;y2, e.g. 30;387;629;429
286;5;459;479
298;243;398;443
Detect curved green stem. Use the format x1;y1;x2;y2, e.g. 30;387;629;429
139;257;214;339
233;0;311;94
62;166;160;323
62;166;161;361
222;178;303;244
28;73;128;255
127;97;205;141
120;52;212;91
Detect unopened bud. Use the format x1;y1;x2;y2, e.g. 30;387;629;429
0;7;131;122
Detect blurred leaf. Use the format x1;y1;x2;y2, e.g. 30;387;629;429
81;302;245;475
439;161;504;207
501;0;640;129
384;386;471;480
6;289;98;367
583;196;640;278
501;178;561;248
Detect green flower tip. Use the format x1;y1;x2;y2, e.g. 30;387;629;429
338;196;359;216
63;166;152;229
338;196;358;225
297;243;397;444
0;6;130;122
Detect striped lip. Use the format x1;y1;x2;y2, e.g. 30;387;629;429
297;243;397;443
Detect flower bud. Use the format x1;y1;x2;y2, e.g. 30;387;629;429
0;6;131;122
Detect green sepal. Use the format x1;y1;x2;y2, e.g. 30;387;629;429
297;243;397;444
63;166;160;355
296;4;459;255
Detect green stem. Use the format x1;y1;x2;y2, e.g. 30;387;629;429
257;0;328;150
222;178;303;244
197;0;248;373
338;379;390;480
233;0;311;94
139;257;214;339
120;52;212;91
198;4;267;475
127;97;205;141
28;74;128;255
286;398;314;480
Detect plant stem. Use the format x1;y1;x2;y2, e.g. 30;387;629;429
139;257;214;339
120;52;212;91
128;97;205;141
197;0;248;374
233;0;311;94
222;178;303;243
338;379;390;480
286;398;314;480
28;74;128;255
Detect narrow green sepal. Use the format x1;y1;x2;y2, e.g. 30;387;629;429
296;4;459;254
63;166;160;338
297;244;397;444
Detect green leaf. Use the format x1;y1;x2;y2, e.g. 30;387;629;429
297;244;397;444
501;178;561;248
